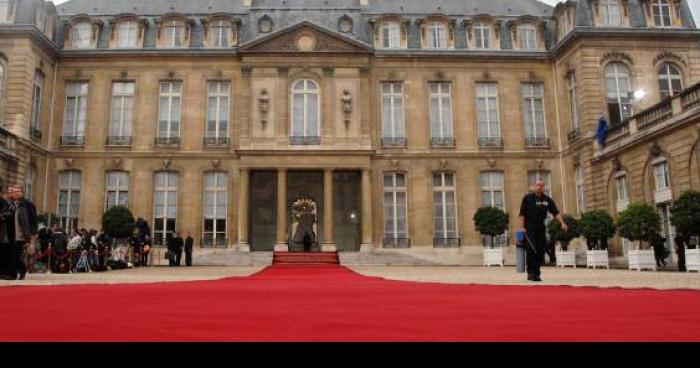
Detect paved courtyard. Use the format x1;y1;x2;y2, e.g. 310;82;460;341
1;265;698;290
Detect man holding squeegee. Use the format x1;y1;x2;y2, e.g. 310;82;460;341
518;179;568;282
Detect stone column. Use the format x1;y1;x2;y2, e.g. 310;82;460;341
237;169;250;252
360;168;374;252
322;168;336;252
274;169;289;252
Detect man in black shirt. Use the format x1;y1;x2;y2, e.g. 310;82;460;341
519;179;567;282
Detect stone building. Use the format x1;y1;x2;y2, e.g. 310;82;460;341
0;0;698;262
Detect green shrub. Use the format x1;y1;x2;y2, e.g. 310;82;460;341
101;206;136;240
547;214;581;251
473;207;509;248
670;190;700;239
579;210;616;250
617;203;661;250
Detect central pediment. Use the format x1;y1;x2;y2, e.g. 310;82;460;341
238;21;374;54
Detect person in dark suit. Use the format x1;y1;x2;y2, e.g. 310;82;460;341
172;232;184;266
184;231;194;267
6;185;38;280
674;233;688;272
0;188;14;280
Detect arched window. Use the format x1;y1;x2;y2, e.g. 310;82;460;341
0;0;14;24
72;22;92;48
614;171;629;212
605;63;632;125
162;21;185;48
105;171;129;210
652;0;672;27
517;24;538;50
658;63;683;98
473;22;492;49
116;21;138;48
480;171;504;210
381;21;400;49
209;20;231;48
601;0;621;26
203;172;228;246
290;79;320;142
433;172;458;246
153;172;179;245
383;172;408;247
426;21;447;49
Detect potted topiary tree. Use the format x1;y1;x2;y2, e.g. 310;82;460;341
547;214;581;268
473;207;509;267
617;203;662;271
670;191;700;272
579;210;616;269
101;206;136;265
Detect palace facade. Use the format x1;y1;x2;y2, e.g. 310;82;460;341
0;0;699;258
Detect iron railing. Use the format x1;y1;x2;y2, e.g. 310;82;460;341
431;137;456;148
478;137;504;148
567;128;581;143
204;137;230;147
525;137;550;148
289;136;321;145
30;128;42;141
155;137;181;146
106;136;133;146
433;237;461;248
382;237;411;249
60;135;85;146
381;137;407;147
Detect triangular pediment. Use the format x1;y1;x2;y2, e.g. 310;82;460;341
238;21;374;54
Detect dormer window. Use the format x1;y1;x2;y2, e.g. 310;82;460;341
36;4;55;39
381;21;400;49
163;21;185;48
427;21;447;49
72;22;93;49
473;22;492;49
518;24;538;50
117;21;138;48
210;20;231;48
601;0;622;26
0;0;15;24
652;0;672;27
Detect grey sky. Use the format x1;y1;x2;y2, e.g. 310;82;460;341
48;0;700;22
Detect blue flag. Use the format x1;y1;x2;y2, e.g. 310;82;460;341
596;115;608;148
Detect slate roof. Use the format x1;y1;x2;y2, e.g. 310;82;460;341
366;0;553;16
56;0;249;16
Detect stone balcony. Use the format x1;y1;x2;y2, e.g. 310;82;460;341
597;81;700;158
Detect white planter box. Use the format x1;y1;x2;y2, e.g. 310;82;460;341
586;250;610;269
556;250;576;268
686;248;700;273
628;249;656;271
483;247;505;267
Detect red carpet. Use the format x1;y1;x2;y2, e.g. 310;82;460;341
1;265;700;342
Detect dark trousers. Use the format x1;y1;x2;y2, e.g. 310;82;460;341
7;241;27;279
525;230;547;277
0;242;12;278
544;240;556;264
175;250;182;266
677;244;686;272
185;250;192;267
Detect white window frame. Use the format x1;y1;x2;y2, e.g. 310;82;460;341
206;81;230;139
290;78;321;138
518;24;538;50
427;21;447;49
433;172;458;240
153;172;179;246
476;83;501;139
63;82;88;138
157;81;182;139
615;171;629;211
0;0;12;24
380;82;405;139
110;82;134;138
210;20;231;48
480;171;505;210
658;63;683;98
652;0;672;27
575;164;586;214
105;171;129;210
383;172;409;241
30;71;43;131
653;158;671;191
567;72;580;130
601;0;622;26
381;21;400;49
58;171;81;233
605;63;633;124
473;22;491;49
25;165;35;202
117;21;138;48
203;172;228;245
528;170;552;196
163;21;185;48
429;82;453;140
72;22;92;49
522;82;547;139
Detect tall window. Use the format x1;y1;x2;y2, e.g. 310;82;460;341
615;172;629;210
601;0;622;26
30;71;43;131
0;63;4;109
528;170;552;196
652;0;672;27
0;1;12;23
163;21;184;48
427;21;447;49
210;21;230;48
63;82;88;138
72;22;92;48
383;173;408;243
476;83;500;141
433;172;458;240
567;73;580;130
653;159;670;191
480;171;504;210
291;79;319;138
158;81;182;139
105;171;129;210
381;82;404;140
24;165;35;202
658;63;683;98
203;172;228;246
206;81;230;139
117;21;138;48
605;63;632;125
575;164;586;214
473;22;491;49
381;21;400;48
110;82;134;139
518;24;538;50
429;83;453;140
153;172;178;246
522;83;547;141
58;171;81;233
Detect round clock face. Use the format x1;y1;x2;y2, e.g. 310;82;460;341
296;34;316;51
